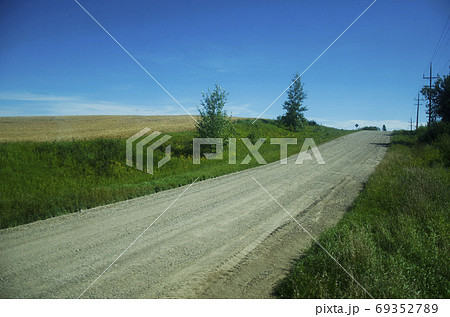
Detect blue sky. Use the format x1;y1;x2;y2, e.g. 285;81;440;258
1;0;449;130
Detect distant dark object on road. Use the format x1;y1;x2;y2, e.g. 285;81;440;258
359;126;380;131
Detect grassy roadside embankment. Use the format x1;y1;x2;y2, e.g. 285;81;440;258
0;119;351;228
275;126;450;298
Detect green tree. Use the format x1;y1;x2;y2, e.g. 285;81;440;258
421;85;438;124
434;74;450;123
196;83;232;140
382;124;387;131
278;73;307;131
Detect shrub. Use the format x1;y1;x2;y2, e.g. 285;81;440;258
417;122;450;143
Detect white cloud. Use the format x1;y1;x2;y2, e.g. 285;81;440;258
227;103;259;117
1;92;424;132
47;101;175;116
0;92;76;102
312;118;425;131
0;92;195;116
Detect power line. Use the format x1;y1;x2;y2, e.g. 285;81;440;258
434;35;450;72
413;67;429;128
409;101;416;126
438;58;450;74
431;14;450;62
414;92;424;129
413;15;450;128
423;62;438;125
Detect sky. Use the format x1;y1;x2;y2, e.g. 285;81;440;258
0;0;449;130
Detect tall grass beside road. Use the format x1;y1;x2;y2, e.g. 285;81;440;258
275;128;450;298
0;120;351;228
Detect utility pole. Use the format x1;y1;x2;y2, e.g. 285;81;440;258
414;92;424;130
409;117;413;132
423;62;438;125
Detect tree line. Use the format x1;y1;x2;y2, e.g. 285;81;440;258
421;72;450;124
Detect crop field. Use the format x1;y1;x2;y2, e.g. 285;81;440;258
0;115;201;142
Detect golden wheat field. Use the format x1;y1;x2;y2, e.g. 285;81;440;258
0;115;205;142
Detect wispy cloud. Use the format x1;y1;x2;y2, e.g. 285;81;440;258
0;92;77;102
0;92;191;116
227;103;259;117
1;93;417;130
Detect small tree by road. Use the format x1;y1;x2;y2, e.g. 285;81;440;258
196;83;232;140
278;73;307;131
382;124;387;131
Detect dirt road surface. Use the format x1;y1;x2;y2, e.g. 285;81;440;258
0;131;390;298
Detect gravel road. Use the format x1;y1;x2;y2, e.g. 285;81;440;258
0;131;390;298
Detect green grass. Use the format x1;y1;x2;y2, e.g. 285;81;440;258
0;119;351;228
275;129;450;299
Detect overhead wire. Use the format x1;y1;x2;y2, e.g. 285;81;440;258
430;14;450;63
413;14;450;127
